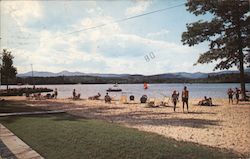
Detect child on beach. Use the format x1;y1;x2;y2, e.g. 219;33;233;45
172;90;179;112
227;88;234;104
235;87;240;104
181;86;189;113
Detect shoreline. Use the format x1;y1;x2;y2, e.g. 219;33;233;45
1;96;250;156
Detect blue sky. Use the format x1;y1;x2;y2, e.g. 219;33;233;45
1;0;227;75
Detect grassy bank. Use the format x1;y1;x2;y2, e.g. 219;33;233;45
0;113;238;159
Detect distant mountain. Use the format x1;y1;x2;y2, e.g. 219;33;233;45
17;71;85;77
17;69;250;79
17;71;130;78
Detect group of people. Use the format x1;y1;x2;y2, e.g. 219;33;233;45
167;87;189;112
102;86;190;113
227;87;240;104
26;88;58;100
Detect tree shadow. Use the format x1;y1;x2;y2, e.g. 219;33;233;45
131;118;219;128
193;104;221;107
0;113;87;124
98;110;220;129
187;111;217;115
0;99;221;129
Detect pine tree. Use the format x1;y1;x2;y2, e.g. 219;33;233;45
182;0;249;100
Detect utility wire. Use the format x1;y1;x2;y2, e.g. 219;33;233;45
54;3;185;38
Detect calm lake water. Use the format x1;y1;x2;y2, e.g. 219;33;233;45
2;83;250;99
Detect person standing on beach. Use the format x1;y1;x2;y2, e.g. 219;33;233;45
235;88;240;104
54;88;58;99
73;89;76;98
227;88;234;104
172;90;179;112
181;86;189;113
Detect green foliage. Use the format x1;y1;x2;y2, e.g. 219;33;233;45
182;0;249;69
15;72;250;84
182;0;249;99
0;49;17;89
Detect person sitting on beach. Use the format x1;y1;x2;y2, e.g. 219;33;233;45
88;93;101;100
182;86;189;113
235;87;240;104
172;90;179;112
140;95;147;103
105;93;111;103
227;88;234;104
72;89;81;100
73;93;81;100
198;96;213;106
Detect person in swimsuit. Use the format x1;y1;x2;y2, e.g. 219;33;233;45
172;90;179;112
227;88;234;104
181;86;189;113
235;87;240;104
54;88;58;99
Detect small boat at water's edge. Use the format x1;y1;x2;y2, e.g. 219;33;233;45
106;88;122;92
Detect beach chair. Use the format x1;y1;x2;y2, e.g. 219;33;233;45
161;97;171;106
148;98;156;107
120;95;127;104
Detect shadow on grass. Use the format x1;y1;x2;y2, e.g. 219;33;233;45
0;113;87;124
0;100;43;113
0;100;219;129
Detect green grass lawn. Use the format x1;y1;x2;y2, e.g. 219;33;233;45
0;113;239;159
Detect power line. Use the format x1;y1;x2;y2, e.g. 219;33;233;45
54;3;185;38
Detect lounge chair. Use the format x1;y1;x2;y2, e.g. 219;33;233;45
148;98;157;107
161;97;171;106
120;95;127;104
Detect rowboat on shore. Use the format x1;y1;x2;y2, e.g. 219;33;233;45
106;88;122;92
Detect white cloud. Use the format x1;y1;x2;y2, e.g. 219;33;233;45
125;0;152;16
146;29;169;39
1;1;42;26
1;1;216;75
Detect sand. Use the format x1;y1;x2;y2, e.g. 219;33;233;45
1;96;250;156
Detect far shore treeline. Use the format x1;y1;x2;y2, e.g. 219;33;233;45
2;73;250;85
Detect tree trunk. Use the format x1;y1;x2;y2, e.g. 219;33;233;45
237;3;246;100
239;52;246;100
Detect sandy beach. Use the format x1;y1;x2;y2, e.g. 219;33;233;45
1;96;250;156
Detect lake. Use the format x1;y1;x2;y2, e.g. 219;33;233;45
2;83;250;99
